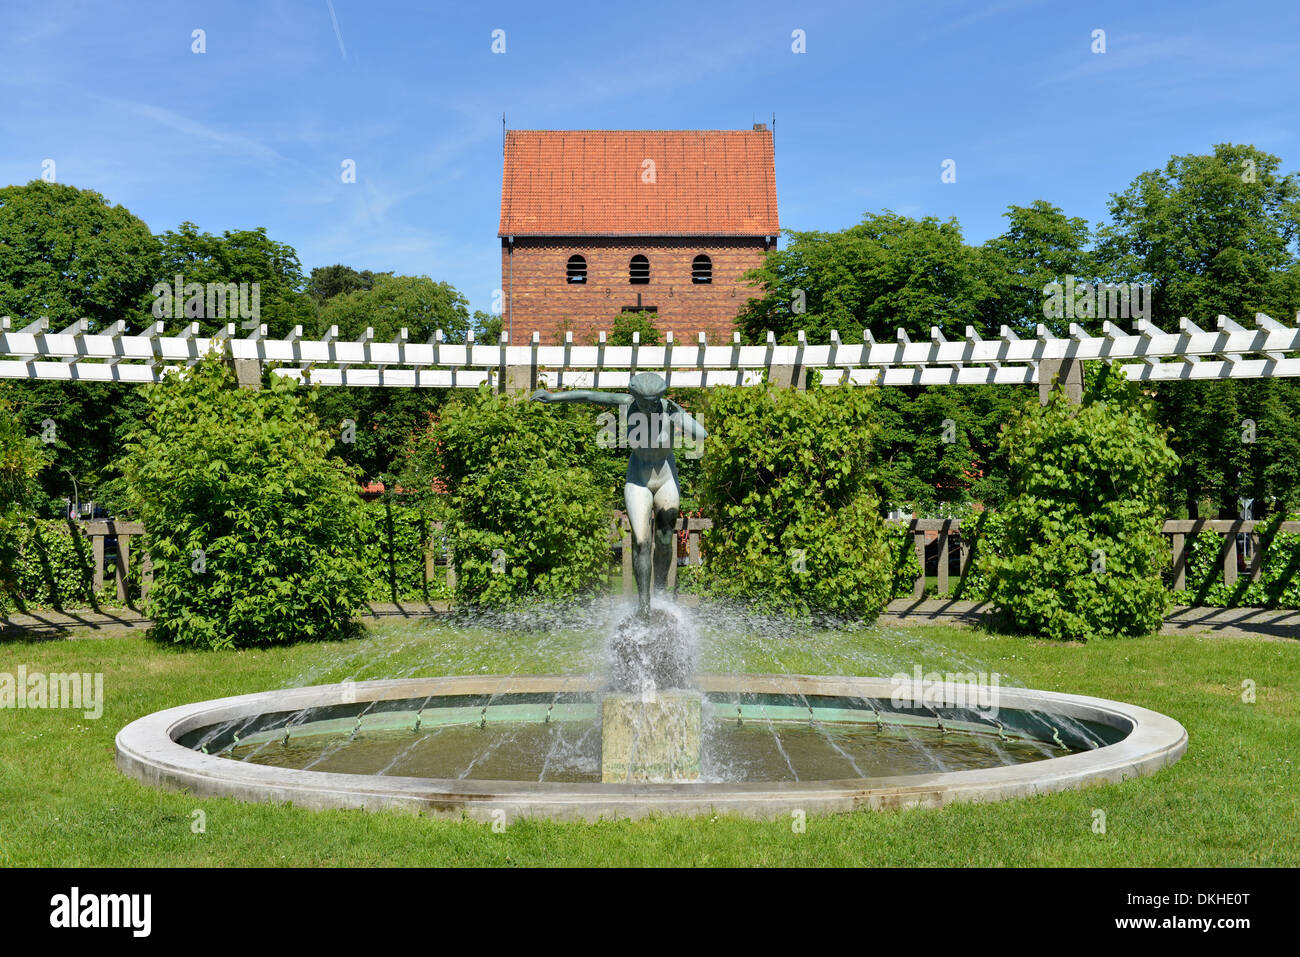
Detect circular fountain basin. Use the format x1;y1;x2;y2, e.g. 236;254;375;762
116;674;1187;821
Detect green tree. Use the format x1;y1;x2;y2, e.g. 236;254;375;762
1096;143;1300;323
1098;144;1300;516
2;382;147;517
607;310;662;345
315;274;471;343
982;201;1097;336
0;396;51;602
119;354;367;648
0;180;160;329
985;367;1179;641
1248;379;1300;514
472;310;502;341
307;273;474;483
314;387;448;483
307;264;386;303
736;211;996;343
155;222;316;338
871;384;1030;513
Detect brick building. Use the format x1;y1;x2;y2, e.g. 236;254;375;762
498;128;778;342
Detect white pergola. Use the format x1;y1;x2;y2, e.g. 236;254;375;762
1;313;1298;389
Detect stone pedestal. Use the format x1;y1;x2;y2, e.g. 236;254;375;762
601;691;702;783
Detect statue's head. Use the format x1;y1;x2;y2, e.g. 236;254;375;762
628;372;667;412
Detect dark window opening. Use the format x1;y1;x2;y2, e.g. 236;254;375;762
692;254;712;284
566;254;587;284
629;254;650;285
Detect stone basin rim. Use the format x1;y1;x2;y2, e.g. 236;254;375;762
115;673;1189;821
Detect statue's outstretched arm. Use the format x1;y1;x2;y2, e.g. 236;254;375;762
666;400;708;440
531;389;630;408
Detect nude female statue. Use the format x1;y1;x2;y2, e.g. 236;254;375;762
532;372;707;618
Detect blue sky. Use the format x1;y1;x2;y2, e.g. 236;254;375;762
2;0;1297;316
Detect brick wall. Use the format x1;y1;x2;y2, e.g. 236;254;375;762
500;237;771;343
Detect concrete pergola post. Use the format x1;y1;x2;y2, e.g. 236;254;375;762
768;364;800;389
768;329;806;390
232;359;262;390
496;330;537;394
501;365;534;393
1038;357;1082;405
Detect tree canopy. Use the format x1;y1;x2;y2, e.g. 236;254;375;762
736;211;996;343
313;273;471;343
1096;143;1300;324
1095;145;1300;517
155;222;316;337
0;180;160;329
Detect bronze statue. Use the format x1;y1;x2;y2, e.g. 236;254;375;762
532;372;707;620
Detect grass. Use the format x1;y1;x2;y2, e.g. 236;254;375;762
0;614;1296;867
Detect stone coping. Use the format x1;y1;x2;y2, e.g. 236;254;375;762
116;674;1188;822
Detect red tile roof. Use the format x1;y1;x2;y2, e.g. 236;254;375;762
499;129;778;237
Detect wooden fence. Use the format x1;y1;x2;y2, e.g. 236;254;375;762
83;521;150;600
896;517;1300;599
80;515;1300;603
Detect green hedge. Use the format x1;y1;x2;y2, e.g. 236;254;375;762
1178;516;1300;609
12;509;1300;616
979;376;1177;641
2;501;453;613
887;523;921;599
692;508;1300;613
119;357;369;649
1;519;114;612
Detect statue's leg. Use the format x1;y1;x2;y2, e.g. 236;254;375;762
653;507;679;592
651;465;681;593
625;481;654;618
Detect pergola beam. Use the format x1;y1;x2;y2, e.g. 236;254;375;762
0;317;1291;388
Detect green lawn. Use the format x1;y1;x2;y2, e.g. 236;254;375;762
1;614;1296;866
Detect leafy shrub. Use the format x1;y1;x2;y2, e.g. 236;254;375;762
884;505;1004;601
984;370;1178;640
119;355;367;649
697;384;892;618
2;503;452;613
945;508;1007;601
606;311;662;346
0;396;49;601
1243;522;1300;607
407;387;610;605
